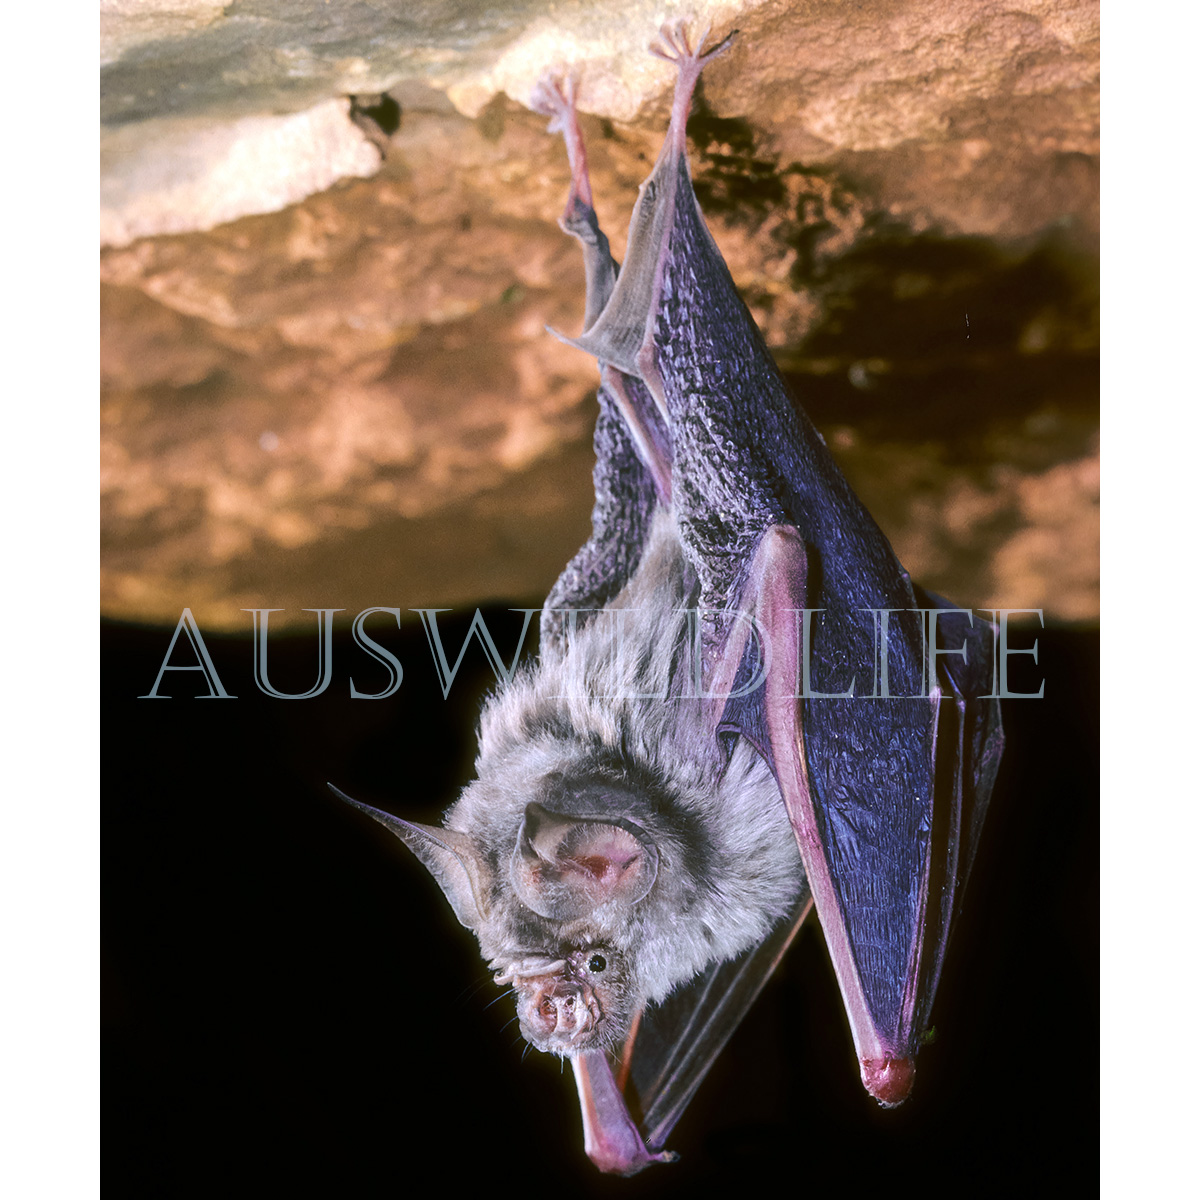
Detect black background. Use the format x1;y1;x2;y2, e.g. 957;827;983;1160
104;608;1096;1197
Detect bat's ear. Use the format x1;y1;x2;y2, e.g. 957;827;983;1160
510;801;659;920
391;821;491;930
329;785;489;929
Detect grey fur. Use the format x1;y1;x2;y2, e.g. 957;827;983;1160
414;511;804;1053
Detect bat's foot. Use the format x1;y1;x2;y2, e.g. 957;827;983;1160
530;72;596;221
529;71;576;132
649;20;737;68
860;1055;916;1106
649;22;737;153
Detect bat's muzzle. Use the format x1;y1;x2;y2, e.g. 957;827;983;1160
519;976;601;1053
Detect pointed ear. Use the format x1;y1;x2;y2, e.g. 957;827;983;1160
510;801;659;920
329;785;489;929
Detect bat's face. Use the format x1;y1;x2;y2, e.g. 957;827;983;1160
384;783;661;1059
469;794;658;1056
491;941;637;1057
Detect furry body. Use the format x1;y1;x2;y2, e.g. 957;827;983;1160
447;511;803;1048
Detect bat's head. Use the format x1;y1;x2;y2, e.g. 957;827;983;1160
335;787;660;1057
489;800;656;1055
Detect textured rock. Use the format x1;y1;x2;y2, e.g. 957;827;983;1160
101;99;381;247
100;0;1098;630
100;0;227;67
101;0;1098;244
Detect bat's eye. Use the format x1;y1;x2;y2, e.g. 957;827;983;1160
587;953;607;973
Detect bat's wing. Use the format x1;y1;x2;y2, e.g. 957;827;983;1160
620;887;813;1151
553;23;1003;1113
567;887;812;1176
907;585;1005;1038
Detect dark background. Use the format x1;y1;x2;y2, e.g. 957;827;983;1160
104;608;1096;1197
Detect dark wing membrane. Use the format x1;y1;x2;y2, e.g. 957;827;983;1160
540;384;660;653
598;135;937;1096
909;588;1004;1035
624;890;813;1152
560;29;1000;1101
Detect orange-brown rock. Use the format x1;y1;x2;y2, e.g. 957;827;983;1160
101;0;1098;630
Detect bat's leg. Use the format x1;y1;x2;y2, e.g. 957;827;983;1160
532;74;672;501
550;25;734;399
572;1049;677;1176
531;73;617;331
529;73;594;212
535;74;667;646
648;22;736;158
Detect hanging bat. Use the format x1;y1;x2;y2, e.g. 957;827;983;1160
332;24;1003;1175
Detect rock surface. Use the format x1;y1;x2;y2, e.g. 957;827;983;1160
100;0;1098;630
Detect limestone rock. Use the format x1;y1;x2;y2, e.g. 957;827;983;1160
100;0;227;67
100;0;1099;630
101;99;381;247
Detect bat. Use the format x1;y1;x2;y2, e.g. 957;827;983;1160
332;24;1003;1175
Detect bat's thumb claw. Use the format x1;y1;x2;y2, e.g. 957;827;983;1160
860;1056;916;1106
